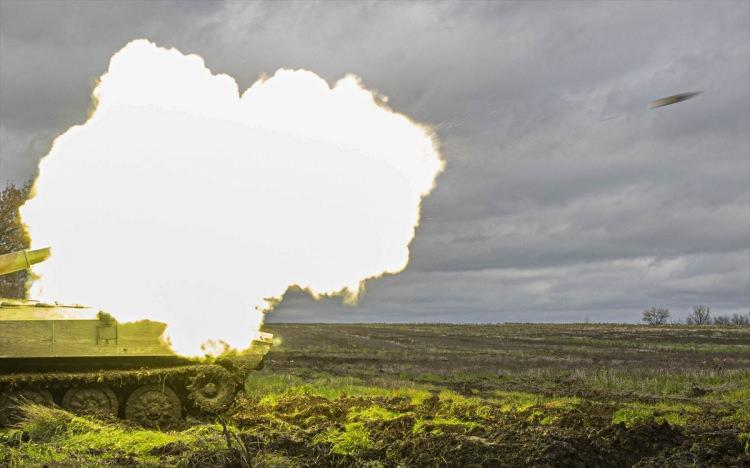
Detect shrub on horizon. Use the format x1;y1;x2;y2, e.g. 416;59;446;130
642;307;670;326
686;305;711;325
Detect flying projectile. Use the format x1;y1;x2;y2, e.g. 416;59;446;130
649;92;701;109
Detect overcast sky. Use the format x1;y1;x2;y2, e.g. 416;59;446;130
1;0;748;323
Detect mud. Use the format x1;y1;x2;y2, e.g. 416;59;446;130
1;323;747;466
221;323;750;467
226;391;749;467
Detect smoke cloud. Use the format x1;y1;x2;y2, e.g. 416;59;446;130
21;39;443;356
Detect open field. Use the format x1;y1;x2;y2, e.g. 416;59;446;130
1;323;749;466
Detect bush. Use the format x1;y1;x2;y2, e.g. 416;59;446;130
731;313;750;327
713;315;731;325
16;403;99;442
642;307;670;325
707;312;749;327
686;305;710;325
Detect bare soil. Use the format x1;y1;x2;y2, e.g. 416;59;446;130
1;323;748;467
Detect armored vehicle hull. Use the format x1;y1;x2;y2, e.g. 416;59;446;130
0;249;272;428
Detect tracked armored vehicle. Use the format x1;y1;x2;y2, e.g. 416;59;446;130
0;248;272;428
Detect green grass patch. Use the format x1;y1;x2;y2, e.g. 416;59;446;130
612;402;700;428
543;396;581;411
527;409;559;426
15;402;99;442
723;406;750;429
246;372;304;399
540;414;558;426
716;386;750;404
739;433;750;454
347;405;402;423
0;403;226;466
247;371;432;407
437;390;494;419
313;422;373;456
521;397;580;426
572;368;750;399
491;390;542;412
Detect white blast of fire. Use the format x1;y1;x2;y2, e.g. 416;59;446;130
21;40;443;356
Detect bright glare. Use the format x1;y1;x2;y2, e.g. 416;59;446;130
21;40;443;356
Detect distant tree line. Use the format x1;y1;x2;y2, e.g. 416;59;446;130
642;304;750;326
0;182;31;298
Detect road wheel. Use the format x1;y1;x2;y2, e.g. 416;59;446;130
0;389;54;426
187;366;237;414
62;386;118;417
125;384;181;429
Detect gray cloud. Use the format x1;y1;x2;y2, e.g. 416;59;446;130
1;0;748;322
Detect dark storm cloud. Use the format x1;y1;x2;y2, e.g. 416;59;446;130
1;0;748;322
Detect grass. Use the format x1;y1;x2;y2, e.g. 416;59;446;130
611;402;701;428
570;368;750;397
543;396;581;411
739;433;750;454
723;406;750;430
248;372;432;406
435;390;494;419
0;403;226;466
715;385;750;404
312;422;373;456
2;323;749;466
491;390;543;412
347;405;402;423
